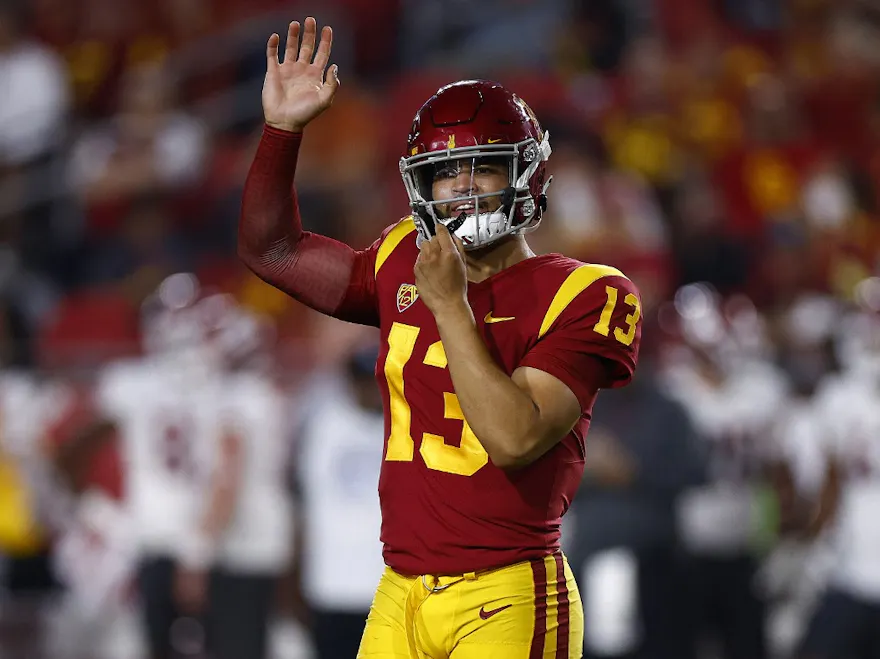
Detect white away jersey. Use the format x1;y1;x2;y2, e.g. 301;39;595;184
815;373;880;599
663;360;788;553
771;397;829;498
215;372;293;573
97;358;222;557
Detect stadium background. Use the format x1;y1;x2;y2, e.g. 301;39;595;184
0;0;878;657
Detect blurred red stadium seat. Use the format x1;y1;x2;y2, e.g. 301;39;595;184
38;290;141;371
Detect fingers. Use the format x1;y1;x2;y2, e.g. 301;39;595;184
283;21;300;64
318;64;340;105
434;222;457;253
313;25;333;69
297;16;317;64
418;235;433;255
266;33;280;69
450;231;466;259
437;222;464;258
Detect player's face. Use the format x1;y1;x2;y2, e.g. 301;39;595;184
430;157;509;219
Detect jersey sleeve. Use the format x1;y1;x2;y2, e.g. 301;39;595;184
519;266;642;410
332;217;417;326
239;125;408;328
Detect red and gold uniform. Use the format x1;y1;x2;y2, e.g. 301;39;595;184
240;78;643;658
343;217;642;658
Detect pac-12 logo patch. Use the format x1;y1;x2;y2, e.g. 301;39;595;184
396;284;419;312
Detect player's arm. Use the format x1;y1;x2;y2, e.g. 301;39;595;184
183;431;243;568
174;430;243;612
238;18;379;326
766;457;807;536
417;227;639;468
51;418;117;493
487;363;597;469
805;456;842;539
281;475;311;627
432;322;603;469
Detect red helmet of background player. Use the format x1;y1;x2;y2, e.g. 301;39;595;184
400;79;552;250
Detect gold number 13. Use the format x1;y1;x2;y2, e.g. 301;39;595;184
592;286;640;346
382;322;489;476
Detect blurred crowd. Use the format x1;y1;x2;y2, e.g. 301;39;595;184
0;0;878;657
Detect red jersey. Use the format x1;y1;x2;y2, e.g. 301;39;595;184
340;217;642;575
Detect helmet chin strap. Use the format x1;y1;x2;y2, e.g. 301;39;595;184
446;212;467;234
500;186;516;213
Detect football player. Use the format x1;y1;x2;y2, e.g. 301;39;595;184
658;284;788;659
204;301;295;659
91;279;234;659
294;342;386;658
794;302;880;659
54;276;293;659
239;17;642;659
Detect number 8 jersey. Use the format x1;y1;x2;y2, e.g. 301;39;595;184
340;217;642;576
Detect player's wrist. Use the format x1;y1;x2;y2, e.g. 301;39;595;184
264;120;304;135
433;298;474;328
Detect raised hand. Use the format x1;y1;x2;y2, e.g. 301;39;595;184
263;17;339;133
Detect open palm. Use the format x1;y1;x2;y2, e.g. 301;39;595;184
263;17;339;133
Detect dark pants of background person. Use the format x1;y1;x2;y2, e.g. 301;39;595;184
137;555;277;659
681;553;767;659
797;587;880;659
312;609;369;659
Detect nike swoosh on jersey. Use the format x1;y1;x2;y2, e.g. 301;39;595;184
479;604;512;620
484;312;515;324
487;138;502;144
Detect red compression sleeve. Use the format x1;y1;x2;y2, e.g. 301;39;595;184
238;126;379;326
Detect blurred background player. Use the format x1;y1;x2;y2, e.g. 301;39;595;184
294;340;385;659
205;293;295;659
760;294;841;657
567;358;706;659
793;297;880;659
0;363;60;598
93;272;233;659
53;273;296;659
658;283;789;659
0;323;67;657
240;16;642;659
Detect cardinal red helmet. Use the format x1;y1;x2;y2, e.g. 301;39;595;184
400;79;552;249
